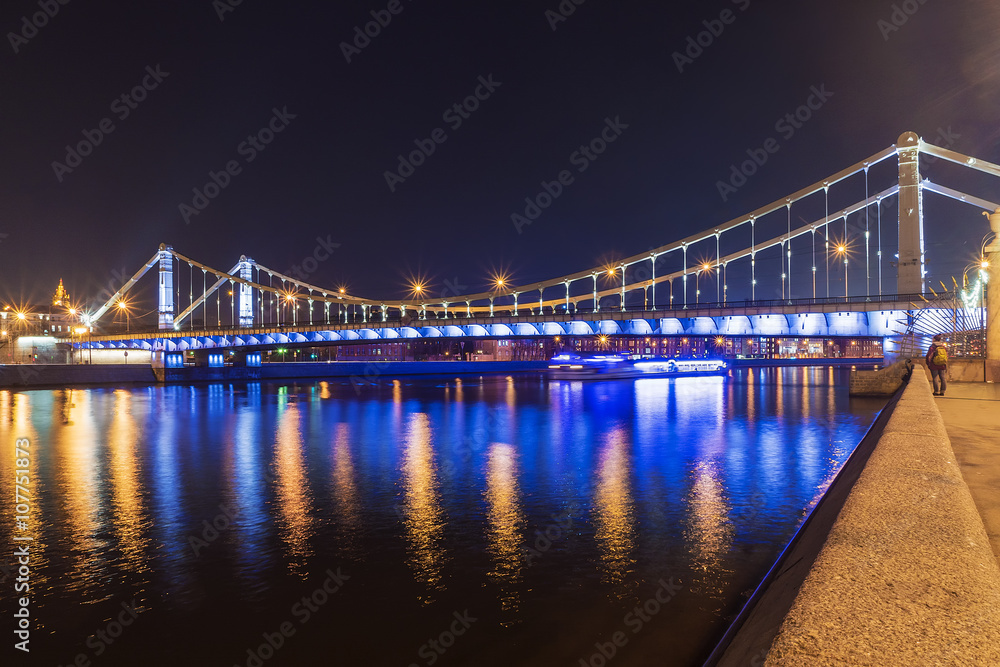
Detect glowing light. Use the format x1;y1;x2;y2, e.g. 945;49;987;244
68;308;76;315
74;327;88;334
16;312;26;320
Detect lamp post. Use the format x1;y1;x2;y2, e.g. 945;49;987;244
619;264;626;312
696;263;711;305
116;301;130;333
835;244;848;300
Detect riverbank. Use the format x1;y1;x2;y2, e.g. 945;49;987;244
713;371;1000;665
0;361;550;388
0;358;880;388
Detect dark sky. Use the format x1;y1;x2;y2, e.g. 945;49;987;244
2;0;999;312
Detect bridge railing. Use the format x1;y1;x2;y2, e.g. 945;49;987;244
75;293;939;340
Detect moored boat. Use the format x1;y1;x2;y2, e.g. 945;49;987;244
547;352;728;380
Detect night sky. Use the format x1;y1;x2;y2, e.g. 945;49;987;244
2;0;999;312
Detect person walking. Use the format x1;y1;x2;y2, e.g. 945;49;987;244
925;334;948;396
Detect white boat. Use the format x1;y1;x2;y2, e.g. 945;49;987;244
547;353;729;380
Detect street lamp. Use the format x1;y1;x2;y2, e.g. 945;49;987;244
116;301;130;333
835;243;848;299
696;263;712;305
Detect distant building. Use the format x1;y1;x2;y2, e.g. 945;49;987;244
0;280;80;363
52;278;70;307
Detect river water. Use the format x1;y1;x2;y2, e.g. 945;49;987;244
0;368;886;666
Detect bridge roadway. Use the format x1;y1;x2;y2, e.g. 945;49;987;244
73;295;928;352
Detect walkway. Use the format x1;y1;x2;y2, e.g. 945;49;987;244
937;381;1000;565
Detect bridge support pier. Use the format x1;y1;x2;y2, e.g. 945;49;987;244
238;256;254;327
897;131;925;294
986;209;1000;381
158;244;174;330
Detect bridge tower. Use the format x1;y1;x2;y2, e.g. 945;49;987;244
238;256;255;327
986;208;1000;379
158;244;174;330
897;132;925;294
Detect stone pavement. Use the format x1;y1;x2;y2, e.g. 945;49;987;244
936;381;1000;565
762;370;1000;666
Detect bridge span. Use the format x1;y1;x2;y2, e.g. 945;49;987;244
75;295;931;354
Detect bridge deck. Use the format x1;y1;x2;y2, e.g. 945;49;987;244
72;297;926;346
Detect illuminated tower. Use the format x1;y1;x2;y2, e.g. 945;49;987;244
52;279;70;307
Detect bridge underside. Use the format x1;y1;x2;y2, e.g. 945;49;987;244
75;305;936;353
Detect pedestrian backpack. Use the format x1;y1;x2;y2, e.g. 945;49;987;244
932;345;947;366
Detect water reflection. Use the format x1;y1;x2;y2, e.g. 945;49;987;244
331;423;362;559
274;402;314;577
400;412;446;601
684;460;734;608
484;443;523;622
7;392;48;597
9;372;885;666
54;390;103;596
150;388;197;605
232;406;271;594
593;427;636;597
108;390;151;574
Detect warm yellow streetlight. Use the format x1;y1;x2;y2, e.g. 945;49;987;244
696;262;713;304
116;301;130;332
834;243;849;298
16;312;26;321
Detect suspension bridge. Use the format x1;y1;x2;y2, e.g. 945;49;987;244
38;132;1000;367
